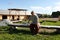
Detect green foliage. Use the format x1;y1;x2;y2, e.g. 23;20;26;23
51;11;60;18
37;14;51;18
42;14;51;18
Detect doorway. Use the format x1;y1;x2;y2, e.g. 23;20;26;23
2;15;7;19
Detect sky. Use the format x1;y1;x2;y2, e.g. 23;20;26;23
0;0;60;15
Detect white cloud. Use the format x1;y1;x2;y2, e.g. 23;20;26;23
30;1;60;15
30;5;60;15
30;6;52;15
53;6;60;11
45;6;52;10
55;2;60;6
30;6;44;10
53;2;60;11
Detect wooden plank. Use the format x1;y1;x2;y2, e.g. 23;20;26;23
8;23;30;27
3;19;60;29
8;24;60;29
40;25;60;29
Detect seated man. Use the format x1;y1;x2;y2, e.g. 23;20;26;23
28;11;40;35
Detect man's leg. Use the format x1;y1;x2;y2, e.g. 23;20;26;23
29;24;34;34
34;24;39;34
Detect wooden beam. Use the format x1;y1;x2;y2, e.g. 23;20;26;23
8;24;60;29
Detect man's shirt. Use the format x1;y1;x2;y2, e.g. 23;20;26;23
29;14;39;24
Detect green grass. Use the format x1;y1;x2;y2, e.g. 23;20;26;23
40;20;60;26
0;20;60;40
0;26;60;40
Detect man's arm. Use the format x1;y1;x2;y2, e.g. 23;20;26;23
28;16;31;23
35;14;40;26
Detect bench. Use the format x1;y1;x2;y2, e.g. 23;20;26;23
3;19;60;32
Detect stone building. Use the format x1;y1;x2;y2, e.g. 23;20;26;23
0;9;31;21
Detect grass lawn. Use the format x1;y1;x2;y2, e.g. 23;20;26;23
0;20;60;40
40;20;60;26
0;26;60;40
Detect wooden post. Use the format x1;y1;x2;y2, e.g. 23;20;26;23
58;16;60;21
9;10;11;20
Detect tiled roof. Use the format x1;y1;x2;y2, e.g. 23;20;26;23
8;9;27;11
0;10;31;15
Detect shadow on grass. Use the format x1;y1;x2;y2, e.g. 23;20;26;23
0;27;60;35
8;29;60;35
8;29;32;35
39;31;60;35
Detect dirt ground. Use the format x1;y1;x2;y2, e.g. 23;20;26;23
40;18;58;21
39;28;57;33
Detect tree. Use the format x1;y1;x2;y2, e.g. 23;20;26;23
36;13;42;18
42;14;51;18
51;11;60;18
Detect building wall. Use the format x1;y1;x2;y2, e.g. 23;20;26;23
14;15;18;20
0;15;29;21
7;16;12;20
19;16;25;20
0;15;2;20
0;10;31;21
